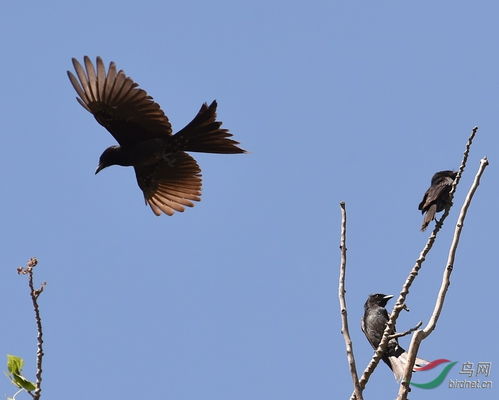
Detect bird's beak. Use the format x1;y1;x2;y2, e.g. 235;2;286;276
383;295;394;300
95;163;105;175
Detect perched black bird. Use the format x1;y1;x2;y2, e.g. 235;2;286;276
67;56;246;216
418;170;457;231
362;293;428;382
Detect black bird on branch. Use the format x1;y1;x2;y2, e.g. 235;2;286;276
67;56;246;216
418;170;457;231
362;294;428;382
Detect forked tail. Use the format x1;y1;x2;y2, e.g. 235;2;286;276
174;100;246;154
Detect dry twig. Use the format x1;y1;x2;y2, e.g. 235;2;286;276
338;202;363;400
388;321;422;340
18;257;46;400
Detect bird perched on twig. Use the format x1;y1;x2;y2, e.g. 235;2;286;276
418;170;457;231
361;293;428;382
67;56;246;216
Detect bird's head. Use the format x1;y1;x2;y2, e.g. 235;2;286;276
431;170;457;185
96;146;122;174
366;293;394;308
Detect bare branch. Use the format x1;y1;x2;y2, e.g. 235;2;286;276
350;126;479;400
18;257;45;400
388;321;422;340
396;157;489;400
338;202;363;400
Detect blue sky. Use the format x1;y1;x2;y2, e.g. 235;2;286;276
1;1;497;399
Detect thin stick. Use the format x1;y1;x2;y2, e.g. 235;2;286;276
396;157;489;400
18;258;45;400
388;321;422;340
338;202;363;400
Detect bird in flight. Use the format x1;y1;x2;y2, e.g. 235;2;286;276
361;293;428;382
418;170;457;231
67;56;246;216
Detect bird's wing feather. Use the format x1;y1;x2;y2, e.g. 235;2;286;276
362;307;390;350
418;191;429;211
68;56;172;146
134;152;202;216
418;178;452;211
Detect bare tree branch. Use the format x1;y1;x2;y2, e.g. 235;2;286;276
349;126;478;400
18;257;46;400
388;321;422;340
338;202;363;400
396;157;489;400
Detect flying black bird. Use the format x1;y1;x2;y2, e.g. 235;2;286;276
362;293;428;382
418;170;457;231
67;56;246;216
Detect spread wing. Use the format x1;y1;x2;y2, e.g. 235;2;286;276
418;177;452;212
134;152;202;216
67;56;172;146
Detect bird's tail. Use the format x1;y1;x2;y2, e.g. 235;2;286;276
173;100;246;154
421;204;437;231
389;354;429;382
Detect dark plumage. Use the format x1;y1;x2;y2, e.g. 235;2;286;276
418;170;457;231
361;294;428;382
67;56;246;216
